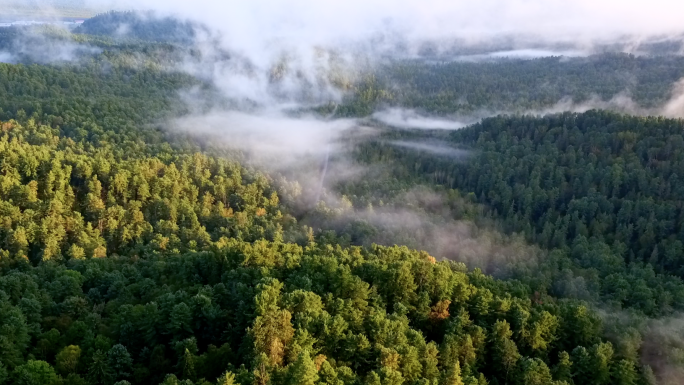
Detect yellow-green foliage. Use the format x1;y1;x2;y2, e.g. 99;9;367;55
0;119;283;263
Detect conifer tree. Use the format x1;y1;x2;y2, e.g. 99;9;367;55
108;344;133;382
216;371;236;385
442;361;464;385
87;350;113;385
551;351;572;384
288;351;318;385
610;359;637;385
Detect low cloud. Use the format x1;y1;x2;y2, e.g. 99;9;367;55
71;1;684;111
373;108;469;130
169;109;355;162
640;315;684;385
90;0;684;50
662;78;684;118
450;48;587;61
388;140;471;158
0;51;13;63
0;26;101;64
527;83;684;118
304;186;543;276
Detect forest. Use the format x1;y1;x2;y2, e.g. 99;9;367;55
352;112;684;317
328;53;684;118
370;55;684;114
0;10;683;385
0;119;646;385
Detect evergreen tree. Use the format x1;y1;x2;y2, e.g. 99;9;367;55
551;352;572;384
610;359;637;385
250;280;295;367
87;350;113;385
216;371;235;385
288;351;318;385
442;361;464;385
489;320;521;380
108;344;133;381
516;358;554;385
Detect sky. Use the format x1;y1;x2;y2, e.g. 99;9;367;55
83;0;684;46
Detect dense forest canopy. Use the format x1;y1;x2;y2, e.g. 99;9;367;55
0;118;645;385
0;10;684;385
352;111;684;317
365;54;684;115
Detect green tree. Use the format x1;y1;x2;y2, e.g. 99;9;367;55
288;351;318;385
159;374;192;385
551;352;572;384
423;342;440;383
516;358;554;385
318;361;343;385
87;350;113;385
108;344;133;382
610;359;637;385
0;362;7;385
442;361;464;385
12;360;60;385
64;373;87;385
589;343;614;385
489;320;520;380
56;345;82;375
177;349;196;381
216;371;235;385
250;280;295;366
0;302;30;368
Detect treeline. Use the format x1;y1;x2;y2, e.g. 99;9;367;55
75;11;198;45
335;53;684;117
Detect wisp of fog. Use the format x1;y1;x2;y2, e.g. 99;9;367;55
388;141;471;159
373;109;468;130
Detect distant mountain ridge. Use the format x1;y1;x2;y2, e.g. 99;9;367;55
74;11;198;44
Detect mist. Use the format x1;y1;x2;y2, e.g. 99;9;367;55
0;26;101;64
641;315;684;385
373;108;468;130
5;5;684;381
449;48;587;62
169;109;355;164
388;140;470;159
74;1;684;108
526;85;684;118
89;0;684;48
370;88;684;136
662;78;684;118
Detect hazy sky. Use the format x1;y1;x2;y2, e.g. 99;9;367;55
85;0;684;44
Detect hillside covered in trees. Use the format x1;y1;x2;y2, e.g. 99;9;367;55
336;54;684;117
1;11;684;385
74;11;198;44
353;111;684;318
0;118;647;385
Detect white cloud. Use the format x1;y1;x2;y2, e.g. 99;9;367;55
86;0;684;47
373;109;468;130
